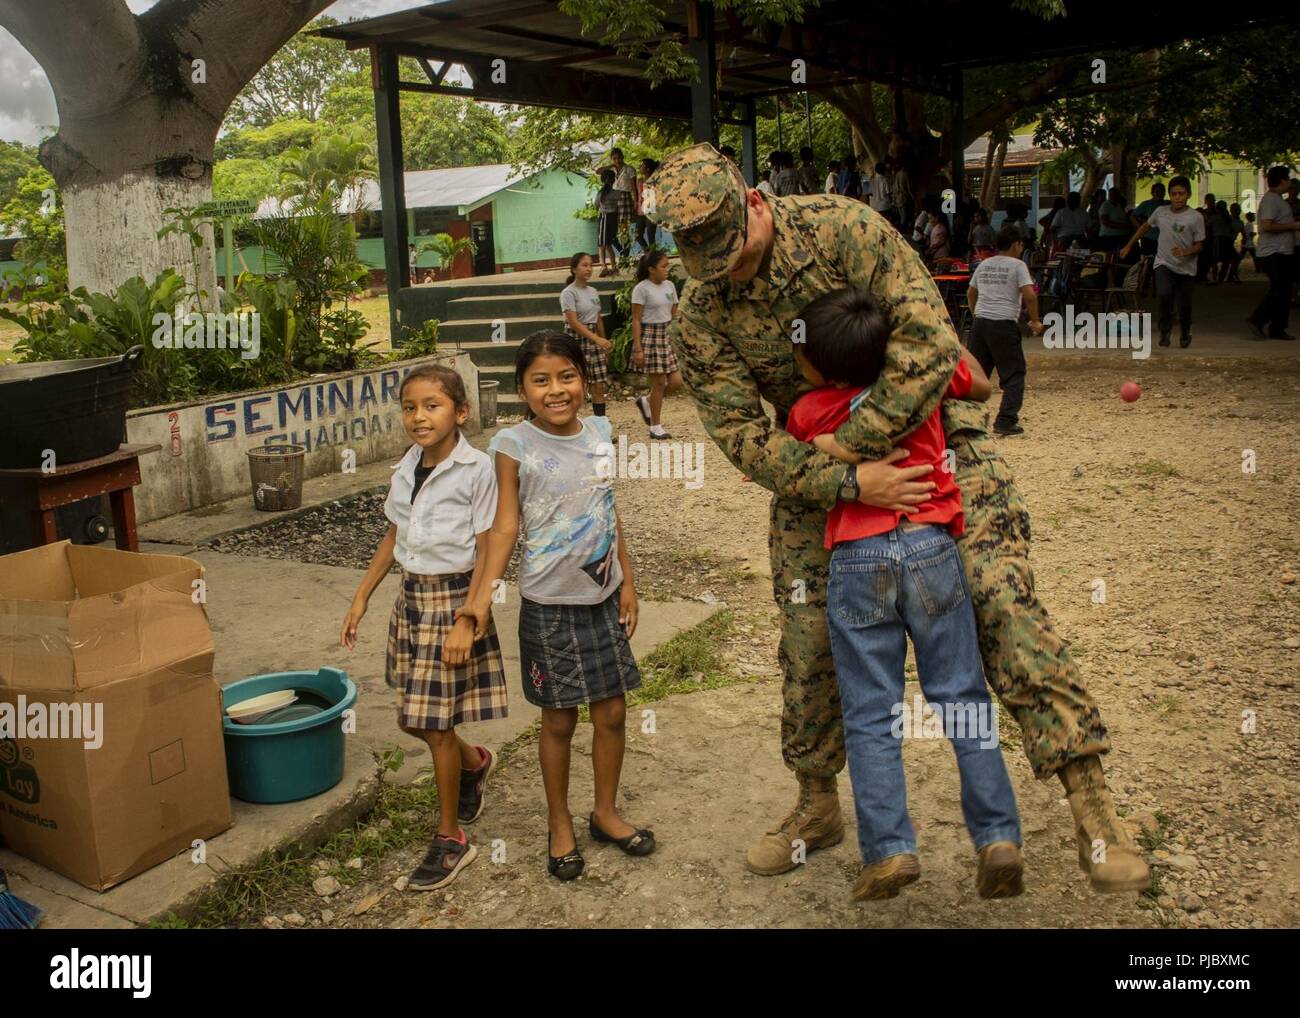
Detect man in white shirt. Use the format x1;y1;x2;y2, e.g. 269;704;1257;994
966;226;1044;435
869;161;893;218
1247;165;1300;340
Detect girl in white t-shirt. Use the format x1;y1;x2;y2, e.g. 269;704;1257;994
341;364;506;892
629;250;684;439
468;330;654;882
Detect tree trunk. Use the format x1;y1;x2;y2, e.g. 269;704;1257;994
63;172;217;299
2;0;331;296
981;138;1008;211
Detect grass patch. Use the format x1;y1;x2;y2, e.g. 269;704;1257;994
1133;459;1182;479
1155;695;1180;716
168;607;746;928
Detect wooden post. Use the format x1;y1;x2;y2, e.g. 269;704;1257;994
949;70;964;208
741;99;758;186
373;46;409;345
687;1;718;145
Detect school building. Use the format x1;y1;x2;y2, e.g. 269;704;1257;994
218;163;599;284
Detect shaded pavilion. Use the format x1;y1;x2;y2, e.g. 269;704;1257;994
317;1;1284;333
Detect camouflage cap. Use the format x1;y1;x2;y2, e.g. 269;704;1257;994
641;142;749;281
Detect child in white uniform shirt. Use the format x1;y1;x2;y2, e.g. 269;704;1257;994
341;364;506;892
629;250;684;438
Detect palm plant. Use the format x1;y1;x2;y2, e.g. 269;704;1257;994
418;232;478;277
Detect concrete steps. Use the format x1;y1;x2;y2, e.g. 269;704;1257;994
431;276;624;413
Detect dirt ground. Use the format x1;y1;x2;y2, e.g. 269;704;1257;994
250;348;1299;930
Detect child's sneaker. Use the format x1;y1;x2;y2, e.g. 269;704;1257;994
851;852;920;901
976;841;1024;899
457;746;494;824
408;830;476;891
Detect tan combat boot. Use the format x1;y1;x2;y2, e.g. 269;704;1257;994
745;777;844;876
853;853;920;901
1059;756;1151;894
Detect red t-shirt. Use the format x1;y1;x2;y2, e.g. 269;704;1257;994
787;361;972;549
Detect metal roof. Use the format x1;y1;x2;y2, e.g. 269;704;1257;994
254;163;535;216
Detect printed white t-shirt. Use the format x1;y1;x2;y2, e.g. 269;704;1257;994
1148;205;1207;275
970;255;1034;322
488;416;622;605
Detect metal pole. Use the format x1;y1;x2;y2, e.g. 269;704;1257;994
687;1;718;145
741;99;758;186
804;91;813;149
775;95;783;150
223;218;234;292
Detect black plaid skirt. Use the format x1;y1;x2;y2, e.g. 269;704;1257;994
385;570;508;730
635;320;679;375
612;187;636;221
518;589;642;709
564;325;610;385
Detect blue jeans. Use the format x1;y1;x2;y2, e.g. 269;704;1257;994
827;524;1022;864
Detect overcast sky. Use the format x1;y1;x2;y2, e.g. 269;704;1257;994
0;0;429;145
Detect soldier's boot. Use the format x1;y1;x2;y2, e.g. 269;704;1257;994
1059;755;1151;894
745;776;844;876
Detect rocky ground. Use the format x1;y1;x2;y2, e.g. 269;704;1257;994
217;350;1299;929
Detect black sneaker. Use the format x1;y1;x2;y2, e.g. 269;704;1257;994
994;422;1024;436
1271;332;1297;341
1158;334;1171;347
1179;333;1192;348
408;832;476;891
457;746;494;824
649;429;673;440
1245;320;1267;340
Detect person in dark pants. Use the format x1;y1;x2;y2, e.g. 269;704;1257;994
965;226;1045;435
1120;175;1204;347
1247;165;1300;341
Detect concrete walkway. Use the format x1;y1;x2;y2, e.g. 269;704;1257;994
2;426;718;928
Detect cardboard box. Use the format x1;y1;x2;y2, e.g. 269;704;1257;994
0;541;231;891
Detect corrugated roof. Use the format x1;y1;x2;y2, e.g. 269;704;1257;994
964;134;1060;170
255;164;528;217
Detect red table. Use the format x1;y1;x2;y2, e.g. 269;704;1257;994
0;443;161;552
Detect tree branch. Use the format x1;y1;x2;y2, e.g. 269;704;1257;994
963;59;1080;142
139;0;334;116
0;0;146;115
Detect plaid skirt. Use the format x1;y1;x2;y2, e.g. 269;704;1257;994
634;320;679;375
518;589;642;709
612;187;636;221
565;325;609;385
385;570;508;730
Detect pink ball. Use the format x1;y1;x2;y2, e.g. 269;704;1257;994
1121;381;1141;403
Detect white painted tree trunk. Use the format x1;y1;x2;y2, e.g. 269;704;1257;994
62;172;218;305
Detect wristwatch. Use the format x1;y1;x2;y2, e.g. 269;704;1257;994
837;464;860;502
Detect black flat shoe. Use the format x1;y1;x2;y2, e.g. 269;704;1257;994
589;815;656;856
547;832;584;881
1179;334;1192;348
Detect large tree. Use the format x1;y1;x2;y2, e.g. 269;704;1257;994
0;0;333;295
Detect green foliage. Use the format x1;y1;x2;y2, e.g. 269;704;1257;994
277;129;377;212
226;16;367;128
215;119;320;161
398;318;439;358
321;69;511;170
0;139;41;207
1;166;66;281
418;232;476;271
252;207;369;357
3;269;195;407
212;157;280;205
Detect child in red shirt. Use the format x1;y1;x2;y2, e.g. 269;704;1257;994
786;287;1024;903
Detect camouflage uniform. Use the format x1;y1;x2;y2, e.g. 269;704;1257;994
644;145;1110;783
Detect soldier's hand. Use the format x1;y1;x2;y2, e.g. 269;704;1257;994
855;448;936;511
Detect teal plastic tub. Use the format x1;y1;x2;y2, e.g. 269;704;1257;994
221;667;357;804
